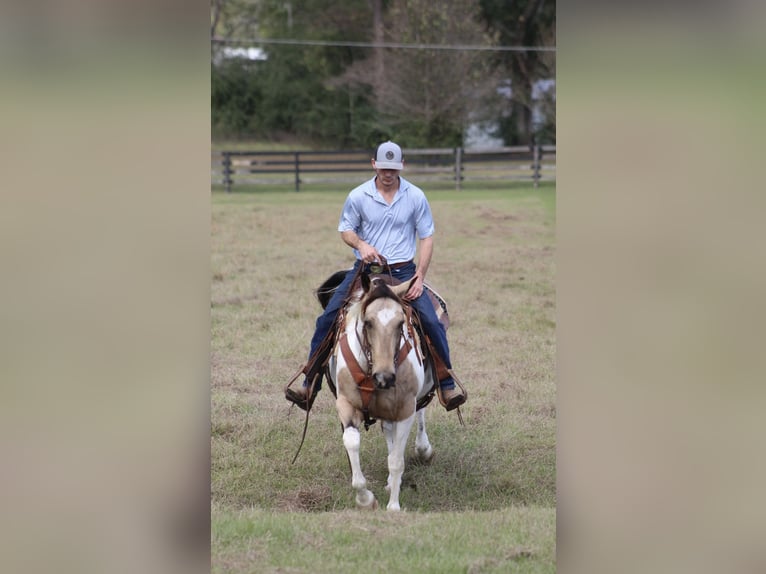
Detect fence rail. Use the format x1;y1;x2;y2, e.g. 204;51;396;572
212;146;555;192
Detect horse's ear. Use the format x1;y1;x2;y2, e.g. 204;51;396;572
390;277;414;299
361;272;371;293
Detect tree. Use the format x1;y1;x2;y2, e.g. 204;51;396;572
212;58;263;136
229;0;380;146
211;0;552;147
211;0;264;137
478;0;555;145
339;0;496;147
211;0;261;53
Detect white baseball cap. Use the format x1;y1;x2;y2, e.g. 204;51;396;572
374;141;404;170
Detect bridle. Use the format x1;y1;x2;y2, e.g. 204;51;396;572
358;315;407;377
339;291;419;430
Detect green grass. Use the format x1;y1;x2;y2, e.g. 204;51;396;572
213;506;555;574
211;184;556;572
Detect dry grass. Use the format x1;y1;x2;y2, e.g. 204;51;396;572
211;183;556;571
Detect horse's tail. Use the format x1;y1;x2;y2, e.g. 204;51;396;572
315;269;352;309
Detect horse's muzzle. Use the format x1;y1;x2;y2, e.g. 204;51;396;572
374;372;396;389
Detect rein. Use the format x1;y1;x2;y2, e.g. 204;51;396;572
287;262;371;464
339;303;415;430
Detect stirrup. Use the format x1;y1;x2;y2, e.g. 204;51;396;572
285;365;319;412
285;386;317;412
436;369;468;411
439;388;466;411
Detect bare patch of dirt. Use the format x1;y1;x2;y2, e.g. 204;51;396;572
277;485;332;512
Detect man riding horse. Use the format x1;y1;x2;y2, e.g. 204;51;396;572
285;140;467;412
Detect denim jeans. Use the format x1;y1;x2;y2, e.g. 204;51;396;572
307;260;454;390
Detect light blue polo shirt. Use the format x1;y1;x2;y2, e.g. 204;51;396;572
338;176;435;263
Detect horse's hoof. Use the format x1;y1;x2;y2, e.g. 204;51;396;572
416;446;434;463
357;496;378;511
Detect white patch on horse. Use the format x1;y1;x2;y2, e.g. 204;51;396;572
376;306;398;327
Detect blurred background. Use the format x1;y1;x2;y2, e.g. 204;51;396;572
211;0;555;149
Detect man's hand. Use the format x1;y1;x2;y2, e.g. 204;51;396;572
341;231;382;264
358;241;382;264
404;274;425;301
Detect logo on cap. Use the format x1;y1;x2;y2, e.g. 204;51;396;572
386;151;394;160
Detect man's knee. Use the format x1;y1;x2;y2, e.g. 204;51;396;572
413;300;440;330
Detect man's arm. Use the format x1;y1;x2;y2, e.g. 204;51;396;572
405;235;433;301
341;230;382;263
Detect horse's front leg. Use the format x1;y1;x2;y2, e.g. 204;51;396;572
382;413;416;511
338;398;377;510
342;425;377;509
382;420;395;493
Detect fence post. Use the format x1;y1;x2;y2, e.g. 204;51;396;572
223;152;232;193
294;152;300;192
455;147;463;191
533;145;540;189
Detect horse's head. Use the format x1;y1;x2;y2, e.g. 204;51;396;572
359;274;414;389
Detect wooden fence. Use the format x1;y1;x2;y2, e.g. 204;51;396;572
211;145;556;192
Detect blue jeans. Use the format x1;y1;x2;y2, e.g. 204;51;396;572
307;260;454;390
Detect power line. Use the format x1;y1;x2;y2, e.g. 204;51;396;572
212;36;556;53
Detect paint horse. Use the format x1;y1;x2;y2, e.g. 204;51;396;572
327;273;436;511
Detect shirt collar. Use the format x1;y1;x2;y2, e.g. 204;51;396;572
365;176;408;202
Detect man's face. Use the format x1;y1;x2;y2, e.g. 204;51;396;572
374;167;400;187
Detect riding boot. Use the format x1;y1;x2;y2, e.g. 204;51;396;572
431;350;467;411
439;383;468;411
285;325;337;411
285;380;320;412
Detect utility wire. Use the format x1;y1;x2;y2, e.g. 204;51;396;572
212;36;556;53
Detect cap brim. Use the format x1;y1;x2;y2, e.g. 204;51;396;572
374;161;404;170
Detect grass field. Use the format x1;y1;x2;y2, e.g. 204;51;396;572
211;182;556;573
